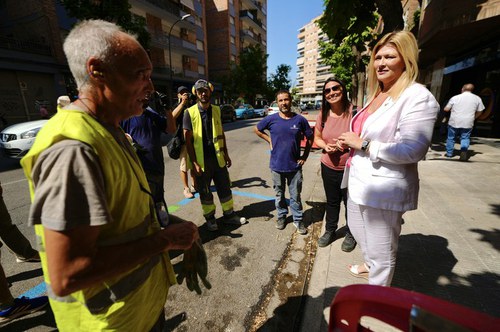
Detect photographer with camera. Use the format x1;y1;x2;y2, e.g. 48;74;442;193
173;86;198;199
121;90;175;226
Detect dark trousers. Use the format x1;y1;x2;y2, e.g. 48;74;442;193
321;163;348;233
0;186;37;258
146;173;165;204
196;157;233;220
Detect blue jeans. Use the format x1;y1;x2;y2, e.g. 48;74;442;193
271;170;303;225
446;126;472;156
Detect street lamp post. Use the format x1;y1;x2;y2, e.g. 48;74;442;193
168;14;191;108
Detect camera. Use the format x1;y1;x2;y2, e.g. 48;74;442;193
155;91;170;108
188;93;197;106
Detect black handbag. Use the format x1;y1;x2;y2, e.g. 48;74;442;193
167;124;183;160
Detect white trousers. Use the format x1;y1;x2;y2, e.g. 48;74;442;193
347;196;403;286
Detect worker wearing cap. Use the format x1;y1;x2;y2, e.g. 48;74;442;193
183;79;246;231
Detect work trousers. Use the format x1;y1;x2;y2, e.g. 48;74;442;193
196;157;233;220
347;196;403;286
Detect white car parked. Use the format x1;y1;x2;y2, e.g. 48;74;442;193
0;119;48;158
267;101;301;116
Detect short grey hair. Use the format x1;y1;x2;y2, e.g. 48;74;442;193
63;20;135;91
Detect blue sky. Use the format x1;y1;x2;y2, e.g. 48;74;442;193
266;1;325;86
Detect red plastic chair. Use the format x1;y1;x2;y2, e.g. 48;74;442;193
329;284;499;332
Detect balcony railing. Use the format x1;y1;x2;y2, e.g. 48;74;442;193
136;0;180;17
149;29;169;48
0;36;51;56
240;29;262;44
243;0;267;15
240;10;263;29
153;65;195;79
148;28;192;52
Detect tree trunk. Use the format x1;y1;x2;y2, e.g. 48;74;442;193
375;0;404;34
351;45;361;106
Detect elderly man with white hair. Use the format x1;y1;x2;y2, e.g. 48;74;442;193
21;20;204;331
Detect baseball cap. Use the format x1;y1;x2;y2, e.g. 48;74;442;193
177;86;189;94
193;79;210;91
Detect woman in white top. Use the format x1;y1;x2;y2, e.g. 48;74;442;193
338;31;439;286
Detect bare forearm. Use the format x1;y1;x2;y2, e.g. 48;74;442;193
254;126;270;144
184;130;197;162
222;133;229;157
172;102;186;119
45;222;198;296
52;233;166;295
302;138;313;159
165;110;176;134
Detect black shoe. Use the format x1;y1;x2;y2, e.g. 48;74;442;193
341;232;357;252
0;296;48;325
295;222;307;235
276;218;286;230
459;151;468;161
318;231;335;247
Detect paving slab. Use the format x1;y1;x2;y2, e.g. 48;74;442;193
300;136;500;331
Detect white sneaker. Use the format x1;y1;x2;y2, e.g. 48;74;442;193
223;214;247;225
206;218;218;231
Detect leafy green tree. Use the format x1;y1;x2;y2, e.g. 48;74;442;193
318;0;405;105
290;86;300;103
218;69;239;104
318;12;378;105
59;0;150;48
268;64;291;94
221;44;267;105
239;45;268;105
320;0;403;39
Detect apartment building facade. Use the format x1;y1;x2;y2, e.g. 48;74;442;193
418;0;500;136
130;0;209;100
0;0;75;123
205;0;267;81
0;0;212;124
295;15;330;107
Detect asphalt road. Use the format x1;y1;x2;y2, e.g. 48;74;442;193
0;111;324;331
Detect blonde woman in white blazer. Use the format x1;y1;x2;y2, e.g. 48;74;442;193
338;31;439;286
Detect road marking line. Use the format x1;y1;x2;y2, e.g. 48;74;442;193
1;179;27;186
232;190;274;201
168;205;180;213
20;281;46;299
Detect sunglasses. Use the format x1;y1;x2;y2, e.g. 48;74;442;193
324;85;342;94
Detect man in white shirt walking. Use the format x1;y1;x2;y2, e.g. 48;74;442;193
444;83;484;161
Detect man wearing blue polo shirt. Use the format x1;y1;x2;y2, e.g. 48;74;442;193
254;89;313;234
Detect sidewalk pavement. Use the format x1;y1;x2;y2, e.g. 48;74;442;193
300;136;500;331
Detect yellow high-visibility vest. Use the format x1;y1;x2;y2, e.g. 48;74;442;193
21;109;176;331
186;104;226;171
